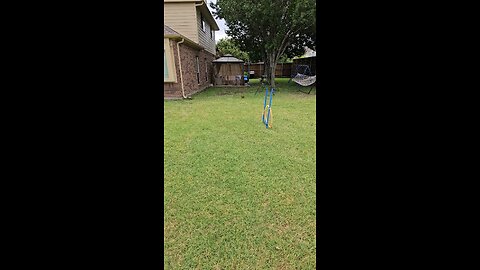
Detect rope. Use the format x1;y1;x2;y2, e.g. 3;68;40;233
268;107;272;128
263;105;273;128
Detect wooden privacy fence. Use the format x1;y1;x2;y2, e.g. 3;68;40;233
245;57;316;78
245;63;292;78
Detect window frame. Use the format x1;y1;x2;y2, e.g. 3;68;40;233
196;56;200;84
164;38;177;83
200;13;206;32
205;58;208;82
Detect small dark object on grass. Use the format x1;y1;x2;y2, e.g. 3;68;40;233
241;95;244;98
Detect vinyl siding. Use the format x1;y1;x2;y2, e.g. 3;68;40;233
164;2;198;43
197;8;216;55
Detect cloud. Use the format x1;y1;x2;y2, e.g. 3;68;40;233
207;0;229;43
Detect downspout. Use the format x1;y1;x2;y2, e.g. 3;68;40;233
195;1;204;7
176;38;187;99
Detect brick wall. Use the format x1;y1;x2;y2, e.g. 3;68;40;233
164;39;214;99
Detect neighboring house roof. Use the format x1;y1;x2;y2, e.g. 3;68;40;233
303;47;316;57
294;47;316;59
164;25;204;50
212;54;244;63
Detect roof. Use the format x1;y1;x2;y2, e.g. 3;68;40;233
164;25;181;35
164;25;204;50
303;47;316;57
212;54;244;63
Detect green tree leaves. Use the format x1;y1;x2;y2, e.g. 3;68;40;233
216;38;250;62
211;0;316;87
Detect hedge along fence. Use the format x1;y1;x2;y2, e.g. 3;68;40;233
245;62;292;78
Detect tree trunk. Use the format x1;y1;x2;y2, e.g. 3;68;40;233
264;57;270;84
269;53;276;88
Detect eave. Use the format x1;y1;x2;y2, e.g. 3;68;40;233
164;34;205;50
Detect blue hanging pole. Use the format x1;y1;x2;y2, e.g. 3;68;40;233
266;88;273;128
262;85;269;123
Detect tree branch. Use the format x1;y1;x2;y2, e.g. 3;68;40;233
275;29;293;62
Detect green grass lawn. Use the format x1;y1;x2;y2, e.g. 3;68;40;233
164;78;316;269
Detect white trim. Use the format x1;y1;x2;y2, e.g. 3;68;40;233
205;57;208;81
200;13;206;32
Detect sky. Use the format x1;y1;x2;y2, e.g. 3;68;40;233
206;0;229;43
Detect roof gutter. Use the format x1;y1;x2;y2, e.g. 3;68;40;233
176;38;187;99
164;34;204;50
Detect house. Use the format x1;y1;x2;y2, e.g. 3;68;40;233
163;0;219;99
301;47;316;58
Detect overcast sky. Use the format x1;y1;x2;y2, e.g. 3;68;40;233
206;0;229;43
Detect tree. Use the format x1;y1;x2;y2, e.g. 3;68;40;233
278;54;294;63
210;0;316;87
216;38;250;62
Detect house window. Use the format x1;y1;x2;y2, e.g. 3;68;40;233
205;58;208;82
164;38;176;82
201;14;205;32
196;56;200;84
210;28;214;40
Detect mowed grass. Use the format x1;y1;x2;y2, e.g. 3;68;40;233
164;78;316;269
